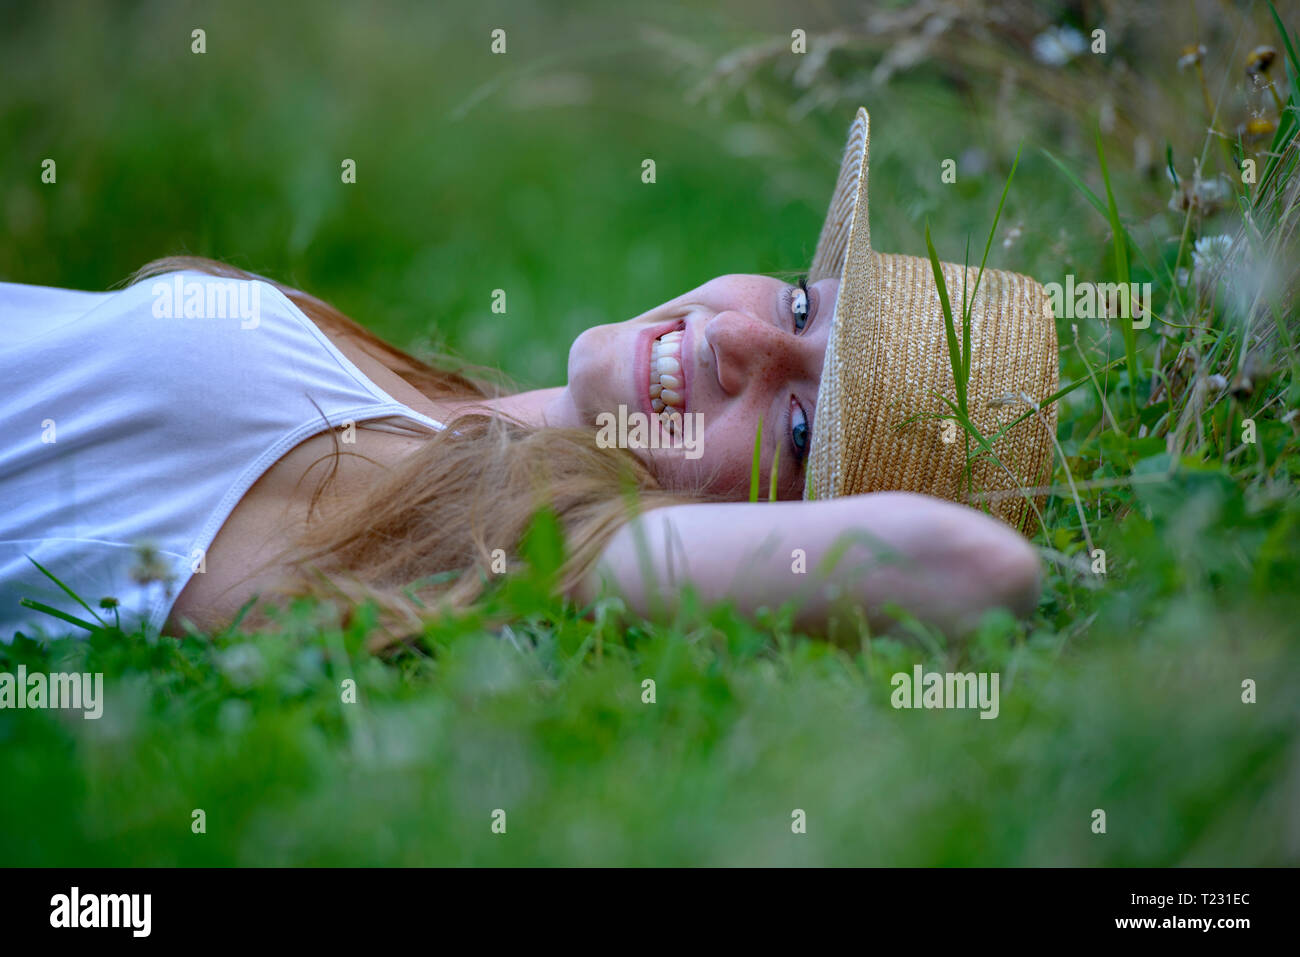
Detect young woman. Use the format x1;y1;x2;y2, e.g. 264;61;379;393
1;108;1059;648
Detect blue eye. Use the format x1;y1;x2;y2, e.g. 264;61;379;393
789;276;810;332
780;278;813;463
791;399;810;461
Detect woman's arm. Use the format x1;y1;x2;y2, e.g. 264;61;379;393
577;491;1042;638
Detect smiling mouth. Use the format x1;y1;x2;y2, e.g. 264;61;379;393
649;324;686;426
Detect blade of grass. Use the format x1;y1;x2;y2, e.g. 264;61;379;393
18;599;101;633
1269;0;1300;81
749;414;763;503
1041;147;1167;290
924;144;1021;497
961;234;972;397
25;555;106;626
892;354;1127;443
768;439;781;502
925;223;985;503
961;235;973;496
973;356;1128;453
968;142;1022;339
1073;324;1122;434
1095;125;1141;417
924;222;966;417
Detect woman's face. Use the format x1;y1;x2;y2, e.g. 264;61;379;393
563;273;839;499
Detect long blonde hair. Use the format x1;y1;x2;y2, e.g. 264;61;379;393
129;257;713;650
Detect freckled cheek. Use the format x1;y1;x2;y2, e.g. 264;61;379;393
697;416;758;490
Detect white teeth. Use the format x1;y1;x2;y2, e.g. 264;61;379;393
648;327;687;414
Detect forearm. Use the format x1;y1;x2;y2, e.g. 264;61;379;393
578;492;1042;638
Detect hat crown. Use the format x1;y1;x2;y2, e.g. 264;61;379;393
805;108;1059;533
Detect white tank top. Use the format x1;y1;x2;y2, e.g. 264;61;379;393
0;270;446;640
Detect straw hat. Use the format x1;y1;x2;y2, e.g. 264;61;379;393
804;107;1059;533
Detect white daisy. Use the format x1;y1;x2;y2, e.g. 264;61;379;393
1192;234;1234;273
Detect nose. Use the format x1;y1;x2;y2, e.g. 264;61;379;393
704;309;821;396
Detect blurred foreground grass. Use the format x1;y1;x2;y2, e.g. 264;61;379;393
2;0;1298;864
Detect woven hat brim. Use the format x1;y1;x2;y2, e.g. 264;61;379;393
805;108;871;509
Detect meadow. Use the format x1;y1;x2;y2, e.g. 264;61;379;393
1;0;1297;865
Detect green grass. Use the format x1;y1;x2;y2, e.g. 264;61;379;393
2;0;1299;865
